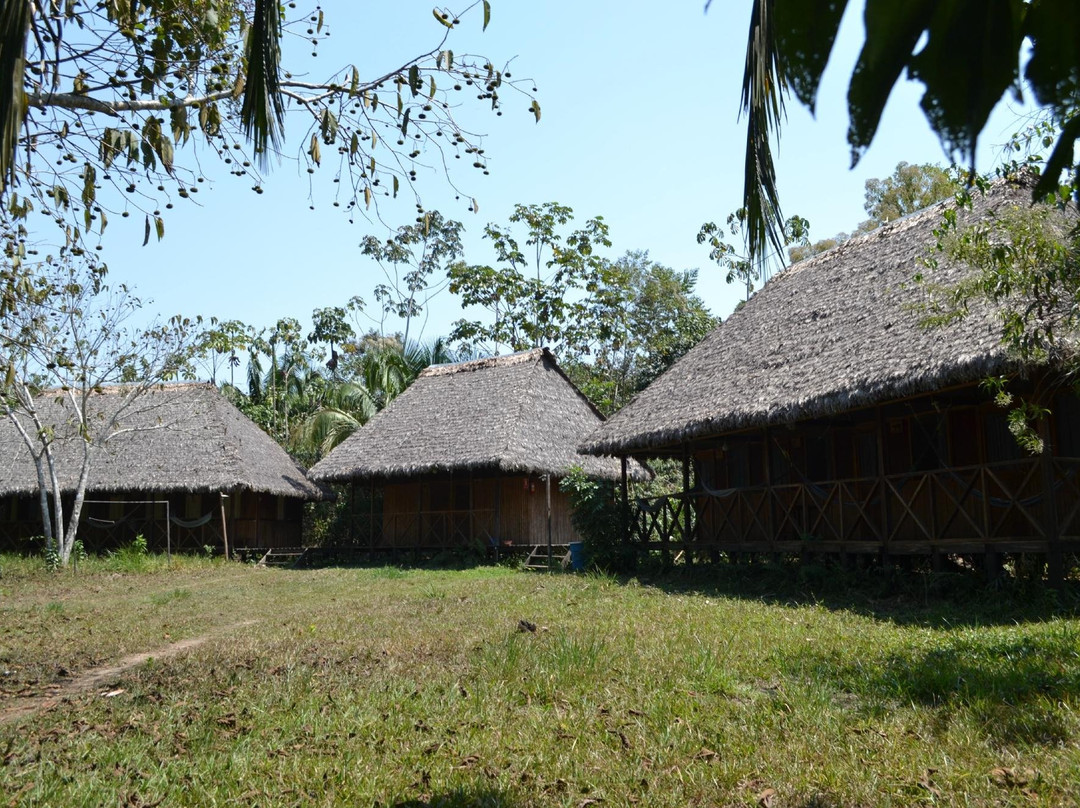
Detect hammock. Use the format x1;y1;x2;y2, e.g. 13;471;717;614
86;512;132;528
169;512;215;529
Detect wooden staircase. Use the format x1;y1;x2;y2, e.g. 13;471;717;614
523;544;571;571
255;547;306;568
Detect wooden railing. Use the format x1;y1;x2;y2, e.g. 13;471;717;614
629;457;1080;556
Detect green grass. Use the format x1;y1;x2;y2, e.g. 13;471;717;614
1;556;1079;806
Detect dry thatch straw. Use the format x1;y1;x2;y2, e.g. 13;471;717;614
580;174;1059;457
0;383;326;499
310;348;649;483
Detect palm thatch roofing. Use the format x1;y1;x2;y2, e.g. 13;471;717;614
581;174;1062;458
309;348;648;483
0;383;325;499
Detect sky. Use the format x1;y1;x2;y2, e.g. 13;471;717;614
54;1;1033;359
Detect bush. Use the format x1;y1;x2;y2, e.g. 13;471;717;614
560;467;635;573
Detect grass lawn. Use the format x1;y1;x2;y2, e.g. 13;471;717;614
1;555;1079;807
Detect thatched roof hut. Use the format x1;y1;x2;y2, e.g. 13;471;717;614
0;383;324;500
311;348;646;483
580;175;1046;458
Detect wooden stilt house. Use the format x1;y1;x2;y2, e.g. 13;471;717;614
309;349;646;553
579;175;1080;581
0;383;327;555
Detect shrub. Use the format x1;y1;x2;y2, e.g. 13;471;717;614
560;466;635;572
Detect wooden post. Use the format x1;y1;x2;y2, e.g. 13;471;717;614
253;492;262;548
219;492;230;560
679;444;691;566
763;427;776;548
620;457;630;546
369;480;375;551
417;479;424;551
468;470;475;547
875;407;890;568
349;480;356;544
1039;418;1063;587
546;474;553;568
494;472;502;561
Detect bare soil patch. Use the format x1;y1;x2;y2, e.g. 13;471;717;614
0;620;256;725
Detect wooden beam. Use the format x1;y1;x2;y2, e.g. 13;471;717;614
620;456;630;546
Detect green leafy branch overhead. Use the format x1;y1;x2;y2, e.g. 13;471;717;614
732;0;1080;266
0;0;537;263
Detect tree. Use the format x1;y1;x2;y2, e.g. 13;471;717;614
0;1;537;261
309;304;358;377
918;189;1079;453
864;161;959;225
697;209;809;298
359;211;464;346
197;318;259;386
291;334;459;460
563;251;717;415
788;161;959;262
732;0;1080;266
447;202;614;356
0;252;202;565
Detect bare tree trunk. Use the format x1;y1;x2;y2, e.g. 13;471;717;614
3;397;56;549
61;440;94;565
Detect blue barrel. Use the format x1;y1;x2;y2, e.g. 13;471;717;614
568;542;585;571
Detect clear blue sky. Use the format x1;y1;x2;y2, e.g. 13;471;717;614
79;1;1031;355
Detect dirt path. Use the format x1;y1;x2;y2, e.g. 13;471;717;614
0;620;257;726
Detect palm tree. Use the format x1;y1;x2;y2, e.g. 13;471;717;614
291;380;376;459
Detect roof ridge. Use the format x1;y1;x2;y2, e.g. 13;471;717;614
420;348;546;378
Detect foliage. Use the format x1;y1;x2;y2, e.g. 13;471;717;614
360;211;464;346
0;1;536;263
919;193;1079;452
732;0;1080;267
0;251;203;566
865;161;959;225
788;161;959;263
447;202;615;356
559;467;633;572
697;208;809;297
561;251;716;415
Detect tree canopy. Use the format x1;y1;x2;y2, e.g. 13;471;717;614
734;0;1080;264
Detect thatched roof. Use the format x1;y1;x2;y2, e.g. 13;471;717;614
0;383;325;499
309;348;648;483
581;175;1057;457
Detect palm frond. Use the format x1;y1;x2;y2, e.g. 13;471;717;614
740;0;787;267
0;0;31;193
240;0;285;168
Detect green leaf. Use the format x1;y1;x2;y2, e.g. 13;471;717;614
155;215;165;241
530;100;541;123
393;175;399;198
316;9;324;34
408;64;421;96
81;163;96;206
847;0;937;164
143;215;151;246
907;0;1025;167
775;0;847;111
400;107;411;136
433;8;453;29
482;0;491;31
